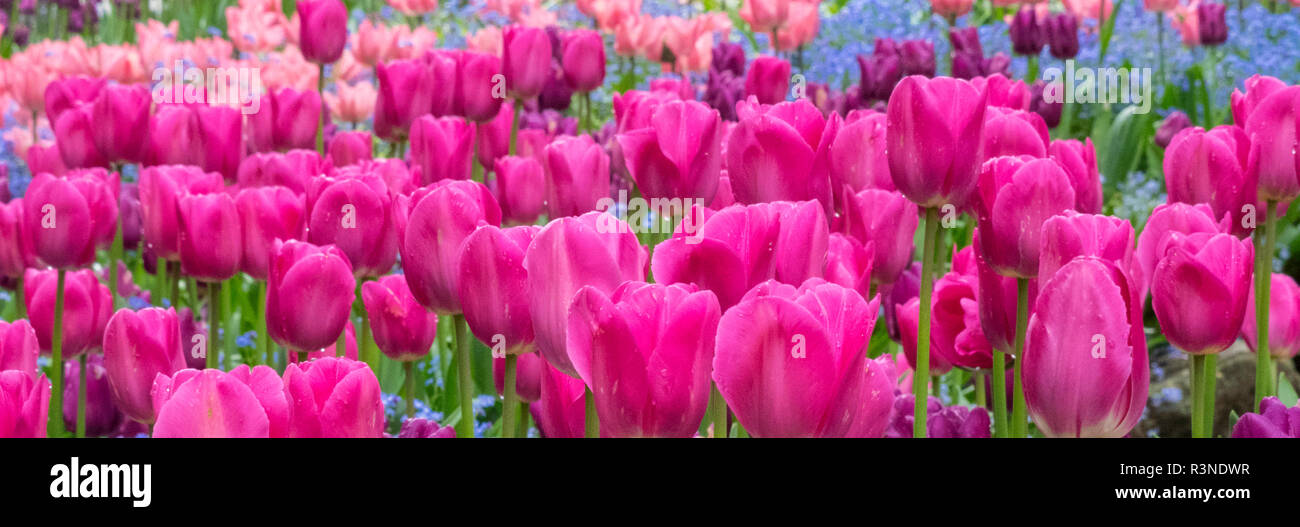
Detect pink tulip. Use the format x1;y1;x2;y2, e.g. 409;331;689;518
362;274;438;361
0;199;33;279
90;83;151;165
409;116;476;185
493;352;542;402
824;232;873;295
398;180;502;314
1245;85;1300;203
562;29;606;92
982;106;1049;159
1164;125;1256;239
0;319;39;375
829;109;893;196
524;211;647;377
27;144;68;177
531;358;588;438
324;80;378;125
839;188;918;286
102;307;185;424
54;105;107;169
543;134;611;218
23;172;117;269
328;130;374;167
617;100;722;202
612;89;679;133
1232;396;1300;438
739;0;790;34
566;282;720;437
931;0;974;18
492;155;546;225
714;278;894;437
459;51;505;123
973;156;1076;278
1038;211;1137;288
146;105;202;166
458;225;539;356
1024;257;1147;437
151;366;289;438
503;25;553;100
62;353;123;436
283;357;384;437
250;88;323;152
900;247;991;371
177;192;242;282
266;239;356;353
235;186;306;280
1231;75;1287;129
474;103;515;172
138;166;225;262
0;370;51;437
237;150;327;195
1048;138;1103;214
975;74;1032;110
1135;202;1224;300
1152;232;1253;355
306;169;399;278
973;231;1037;354
887;75;987;208
422;50;461;117
196;105;245;181
1243;273;1300;360
44;77;105;125
350;20;400;67
744;56;790;105
297;0;348;64
374;59;435;141
726;98;839;213
775;0;820;51
652;200;828;310
24;268;112;356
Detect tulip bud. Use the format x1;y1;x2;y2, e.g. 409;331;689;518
1243;273;1300;360
841;189;918;286
0;199;32;279
91;84;151;165
503;25;553;100
1245;86;1300;203
618;100;722;202
973;157;1077;278
177;192;242;282
422;49;460;117
492;155;546;226
1230;75;1286;129
1164;125;1255;237
0;370;51;437
54;105;107;169
1045;13;1080;59
886;76;987;209
398;180;502;314
362;274;438;361
726;98;838;213
542;134;611;218
898;40;936;77
458;225;539;356
1197;2;1227;46
327;130;374;167
1135;202;1225;300
458;51;505;123
283;357;384;437
23;172;118;269
712;41;746;77
744;56;790;105
103;307;185;424
266;240;355;352
983;106;1050;159
0;319;39;375
409;116;476;185
235;186;306;280
562;29;606;92
829;110;893;195
146;105;202;166
306;170;399;278
297;0;348;64
24;268;112;356
1048;138;1103;214
152;366;290;438
196;105;244;181
374;59;434;142
1009;7;1045;56
1152;232;1253;355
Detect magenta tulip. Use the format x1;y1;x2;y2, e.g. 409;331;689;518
55;104;108;169
102;307;185;424
139;166;225;261
566;282;720;437
459;51;505;123
251;88;323;152
561;29;606;92
91;83;151;165
886;75;987;208
266;240;356;353
0;370;51;437
524;211;647;377
328;130;373;167
235;186;306;280
0;199;32;279
839;188;918;286
543;134;611;218
973;156;1076;278
374;59;435;142
44;76;105;124
726;98;840;213
744;56;791;105
982;106;1049;159
398;179;502;314
1038;211;1137;286
531;358;588;438
0;319;39;375
1134;203;1224;300
493;352;542;402
399;418;458;438
1164;125;1256;237
409;115;476;185
458;225;539;356
24;172;117;269
1048;138;1103;214
475;103;515;172
151;366;289;438
829;109;893;196
1024;257;1148;437
617;99;722;202
1232;397;1300;438
1231;75;1286;129
492;155;546;226
177;192;242;282
713;278;894;438
973;232;1037;354
62;353;123;436
1243;273;1300;360
899;247;991;371
306;170;399;278
283;357;384;437
1245;85;1300;203
297;0;348;64
24;268;112;356
146;105;202;166
503;25;553;100
824;233;873;295
237;150;327;195
196;105;244;181
1152;232;1254;355
362;274;438;361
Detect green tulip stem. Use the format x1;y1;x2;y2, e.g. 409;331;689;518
75;357;86;438
1011;277;1030;437
584;386;599;438
316;62;326;155
518;402;530;438
1190;354;1204;438
257;281;270;367
156;256;168;307
1255;200;1278;409
508;100;522;156
403;361;416;419
453;314;474;438
108;214;123;309
207;281;220;370
502;354;518;438
975;371;987;408
992;350;1009;437
15;271;24;320
1201;354;1219;437
49;269;67;437
708;382;727;438
912;206;940;438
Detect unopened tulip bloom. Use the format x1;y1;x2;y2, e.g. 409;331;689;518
1155;111;1193;149
898;40;936;77
744;56;790;105
1152;232;1253;355
237;150;326;195
839;189;917;286
0;319;39;374
409;116;476;185
562;29;606;92
1245;86;1300;203
23;173;117;269
856;40;901;101
423;50;461;117
973;231;1037;354
1164;125;1255;237
146;105;202;166
825;233;873;294
566;282;720;437
739;0;789;34
283;356;384;437
44;77;105;125
151;366;290;438
1231;397;1300;438
1045;13;1080;59
0;200;32;281
91;84;151;165
714;278;894;437
54;105;107;169
653;200;828;310
1037;212;1137;287
459;51;505;123
493;352;542;402
493;156;546;225
973;157;1077;278
930;0;973;19
398;180;502;315
1197;2;1226;46
374;59;434;141
531;358;588;438
177;192;242;282
297;0;348;64
102;307;185;424
235;186;305;280
1009;7;1045;56
25;268;112;355
617;100;722;202
306;170;399;277
251;88;324;152
900;247;992;371
887;76;987;208
1135;203;1224;299
1024;258;1148;437
266;240;356;353
983;106;1050;159
503;25;553;100
195;105;244;181
62;354;123;436
830;110;893;195
1243;273;1300;360
328;130;373;167
1048;139;1103;214
726;98;839;213
0;370;51;437
524;211;647;377
1231;75;1286;129
362;274;438;361
138;166;225;262
458;225;539;356
543;134;611;218
888;394;992;438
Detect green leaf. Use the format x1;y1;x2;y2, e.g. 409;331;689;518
1279;375;1299;407
1098;104;1152;196
1098;0;1124;62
